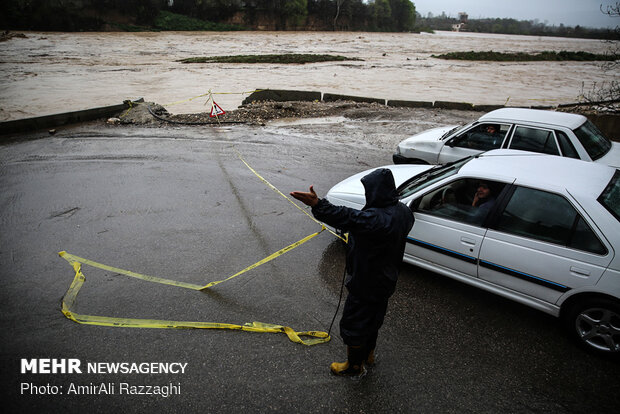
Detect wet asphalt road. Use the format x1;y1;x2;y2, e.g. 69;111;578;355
1;120;619;413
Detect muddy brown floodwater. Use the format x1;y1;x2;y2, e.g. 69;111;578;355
0;30;618;121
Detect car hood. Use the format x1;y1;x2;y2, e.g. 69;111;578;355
596;142;620;169
325;164;433;208
397;125;458;148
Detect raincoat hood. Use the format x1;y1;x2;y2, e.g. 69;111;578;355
361;168;399;210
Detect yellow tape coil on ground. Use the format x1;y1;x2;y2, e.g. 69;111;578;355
59;227;324;292
57;150;341;345
59;252;330;346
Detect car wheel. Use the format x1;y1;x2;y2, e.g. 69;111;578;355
564;298;620;356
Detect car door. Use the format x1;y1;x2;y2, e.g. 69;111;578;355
438;123;510;164
478;185;613;304
405;178;509;280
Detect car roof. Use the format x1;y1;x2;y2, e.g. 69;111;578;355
460;150;615;199
479;108;587;130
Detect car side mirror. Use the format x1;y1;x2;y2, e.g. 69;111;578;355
409;198;420;212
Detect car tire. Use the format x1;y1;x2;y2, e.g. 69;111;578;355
563;297;620;357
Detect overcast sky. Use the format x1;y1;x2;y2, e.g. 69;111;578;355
412;0;618;28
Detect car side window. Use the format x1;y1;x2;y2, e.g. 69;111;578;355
494;187;607;255
414;178;505;226
509;126;560;155
555;130;580;159
451;123;508;151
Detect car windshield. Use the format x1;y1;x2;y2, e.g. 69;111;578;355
598;170;620;222
573;120;612;160
441;123;471;140
397;157;471;198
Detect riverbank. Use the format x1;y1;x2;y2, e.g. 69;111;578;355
119;99;433;126
1;31;617;122
115;99;618;142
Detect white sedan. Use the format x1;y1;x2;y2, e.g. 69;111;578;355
325;149;620;356
393;108;620;168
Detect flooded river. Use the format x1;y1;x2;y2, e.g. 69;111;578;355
0;30;617;121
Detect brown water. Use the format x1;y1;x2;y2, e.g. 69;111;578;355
0;30;617;121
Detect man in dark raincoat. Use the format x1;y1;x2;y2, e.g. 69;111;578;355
291;168;414;379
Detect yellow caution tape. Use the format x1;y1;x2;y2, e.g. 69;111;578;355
59;254;330;345
199;228;325;290
120;88;265;118
211;89;265;95
59;227;324;292
164;92;212;107
164;89;264;107
59;251;204;290
120;99;139;119
56;144;344;346
235;150;347;243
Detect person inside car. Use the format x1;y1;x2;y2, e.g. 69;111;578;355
485;124;498;135
471;181;496;222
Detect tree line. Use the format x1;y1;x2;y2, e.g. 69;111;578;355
417;12;618;40
0;0;416;32
1;0;616;40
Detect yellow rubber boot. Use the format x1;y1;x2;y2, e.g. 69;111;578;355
365;348;375;367
330;346;367;379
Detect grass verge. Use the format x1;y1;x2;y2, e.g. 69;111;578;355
432;50;620;61
178;54;364;64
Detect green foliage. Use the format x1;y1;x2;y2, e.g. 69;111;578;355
153;10;244;31
169;0;245;22
432;51;620;61
178;54;364;64
390;0;416;31
308;0;373;31
368;0;416;32
0;0;103;31
9;0;613;37
283;0;309;28
373;0;392;31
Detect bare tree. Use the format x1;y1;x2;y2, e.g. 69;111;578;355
333;0;344;30
600;2;620;70
580;2;619;107
602;2;620;16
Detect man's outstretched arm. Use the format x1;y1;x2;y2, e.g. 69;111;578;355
290;185;319;207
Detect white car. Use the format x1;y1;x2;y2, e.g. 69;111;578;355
393;108;620;168
325;150;620;356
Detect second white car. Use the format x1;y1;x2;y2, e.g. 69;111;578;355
393;108;619;168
